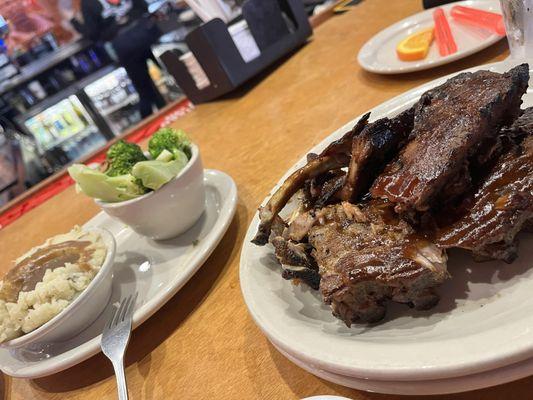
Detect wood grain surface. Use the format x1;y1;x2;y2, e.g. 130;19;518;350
1;1;521;398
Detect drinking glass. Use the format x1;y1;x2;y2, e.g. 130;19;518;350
500;0;533;58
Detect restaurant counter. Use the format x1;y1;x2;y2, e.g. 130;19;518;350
1;0;512;398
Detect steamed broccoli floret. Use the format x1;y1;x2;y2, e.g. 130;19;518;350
156;149;174;162
148;128;191;160
68;164;148;202
105;140;147;177
131;150;188;190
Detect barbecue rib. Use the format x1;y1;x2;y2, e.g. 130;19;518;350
339;107;415;203
304;169;346;209
502;106;533;139
251;113;370;245
435;136;533;262
308;201;448;325
253;105;420;245
271;235;321;290
371;64;529;214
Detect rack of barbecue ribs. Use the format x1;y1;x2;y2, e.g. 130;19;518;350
252;63;533;326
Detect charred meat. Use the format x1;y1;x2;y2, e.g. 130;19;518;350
252;113;370;245
253;105;420;245
435;136;533;262
339;107;415;203
251;64;533;327
371;64;529;214
308;201;448;325
502;106;533;139
303;169;346;209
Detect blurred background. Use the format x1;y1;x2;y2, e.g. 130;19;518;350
0;0;337;207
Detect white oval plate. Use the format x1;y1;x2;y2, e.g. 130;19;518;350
0;169;237;378
357;0;504;74
273;342;533;395
240;60;533;384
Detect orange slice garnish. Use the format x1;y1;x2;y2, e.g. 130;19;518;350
396;28;434;62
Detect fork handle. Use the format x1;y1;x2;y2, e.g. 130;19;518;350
112;359;129;400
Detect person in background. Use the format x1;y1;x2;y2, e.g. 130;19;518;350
71;0;166;118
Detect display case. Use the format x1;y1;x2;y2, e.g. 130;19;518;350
83;67;141;136
15;92;107;171
24;95;103;150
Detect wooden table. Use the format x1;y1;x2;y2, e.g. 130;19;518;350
0;1;515;398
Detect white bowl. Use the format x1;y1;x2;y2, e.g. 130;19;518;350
2;228;116;349
96;144;206;240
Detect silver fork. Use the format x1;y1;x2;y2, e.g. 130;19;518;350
101;293;138;400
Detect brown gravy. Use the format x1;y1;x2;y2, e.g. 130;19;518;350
0;241;95;303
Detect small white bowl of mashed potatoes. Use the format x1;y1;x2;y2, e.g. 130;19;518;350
0;227;116;348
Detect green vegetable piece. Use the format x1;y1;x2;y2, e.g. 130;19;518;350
156;149;174;162
106;139;147;177
131;150;188;190
68;164;147;202
148;128;191;160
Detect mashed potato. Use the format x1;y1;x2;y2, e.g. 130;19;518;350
0;227;107;343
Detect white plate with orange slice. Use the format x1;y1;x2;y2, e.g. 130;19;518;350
357;0;504;74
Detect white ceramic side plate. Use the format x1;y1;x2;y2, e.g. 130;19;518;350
240;60;533;385
0;169;237;378
357;0;504;74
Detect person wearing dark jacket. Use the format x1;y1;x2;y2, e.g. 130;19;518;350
72;0;166;118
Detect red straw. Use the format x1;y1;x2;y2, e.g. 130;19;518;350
451;5;505;36
434;8;458;56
